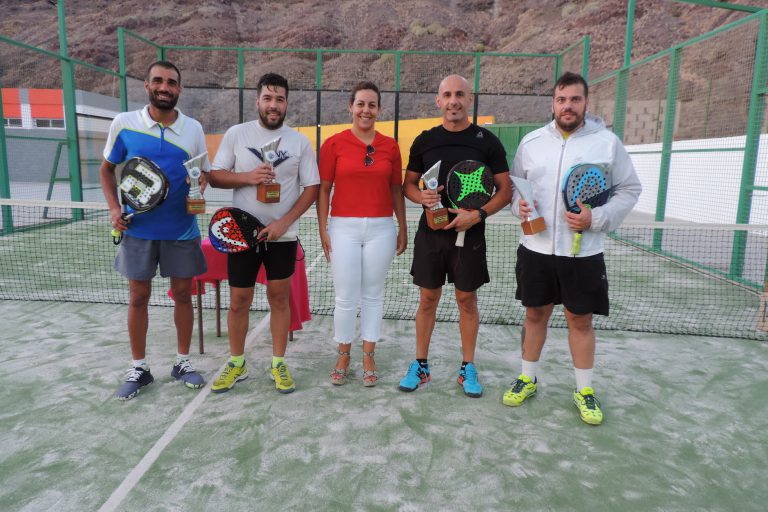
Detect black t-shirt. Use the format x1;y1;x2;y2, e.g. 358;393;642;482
407;123;508;232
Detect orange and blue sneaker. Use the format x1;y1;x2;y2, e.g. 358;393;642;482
502;374;537;407
573;387;604;425
398;360;430;392
457;362;483;398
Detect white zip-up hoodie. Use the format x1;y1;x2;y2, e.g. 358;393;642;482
511;113;642;257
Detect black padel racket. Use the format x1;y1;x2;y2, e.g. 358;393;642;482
208;207;267;254
445;160;494;247
111;156;169;244
561;163;613;256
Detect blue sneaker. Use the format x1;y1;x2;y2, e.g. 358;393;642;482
171;359;205;389
458;362;483;398
116;366;154;401
398;360;430;392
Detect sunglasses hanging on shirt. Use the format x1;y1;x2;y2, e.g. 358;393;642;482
364;144;375;167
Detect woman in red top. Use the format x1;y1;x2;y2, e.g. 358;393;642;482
317;81;407;387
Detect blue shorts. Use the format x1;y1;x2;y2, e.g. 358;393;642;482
114;235;207;280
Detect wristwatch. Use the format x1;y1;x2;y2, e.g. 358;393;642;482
477;208;488;222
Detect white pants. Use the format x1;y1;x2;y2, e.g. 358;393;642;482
328;216;396;344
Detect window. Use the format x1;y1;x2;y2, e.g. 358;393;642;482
34;118;65;129
4;118;22;127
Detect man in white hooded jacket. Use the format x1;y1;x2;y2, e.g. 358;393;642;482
505;72;642;425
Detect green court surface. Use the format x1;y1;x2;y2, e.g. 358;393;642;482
1;299;766;511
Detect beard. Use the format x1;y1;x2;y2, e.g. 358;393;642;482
259;108;286;129
148;90;178;111
555;109;585;133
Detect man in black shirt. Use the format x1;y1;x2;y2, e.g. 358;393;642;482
399;74;512;398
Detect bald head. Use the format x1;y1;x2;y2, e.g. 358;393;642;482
436;74;473;130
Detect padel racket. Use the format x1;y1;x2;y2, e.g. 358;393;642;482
445;160;494;247
111;156;169;244
561;163;613;256
208;207;267;254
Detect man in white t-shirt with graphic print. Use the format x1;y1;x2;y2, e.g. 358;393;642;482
209;73;320;395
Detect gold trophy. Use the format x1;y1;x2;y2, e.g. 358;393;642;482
257;136;281;203
511;176;546;234
183;152;208;214
422;161;449;229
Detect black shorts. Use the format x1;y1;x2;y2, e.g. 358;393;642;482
410;225;489;292
228;240;297;288
515;244;609;316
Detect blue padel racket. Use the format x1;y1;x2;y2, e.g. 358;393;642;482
208;207;267;254
445;160;494;247
111;156;169;244
561;163;613;256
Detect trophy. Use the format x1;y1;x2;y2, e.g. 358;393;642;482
257;136;281;203
511;176;546;234
422;160;449;229
183;152;208;214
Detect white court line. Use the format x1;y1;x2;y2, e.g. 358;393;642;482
99;252;325;512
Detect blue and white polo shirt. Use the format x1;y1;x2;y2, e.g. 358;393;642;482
103;105;210;240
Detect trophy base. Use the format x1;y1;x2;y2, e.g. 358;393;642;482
521;217;546;235
426;207;449;230
257;183;281;203
186;198;207;214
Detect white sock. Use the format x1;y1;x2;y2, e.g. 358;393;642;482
176;353;190;364
521;359;539;382
574;367;593;392
133;359;148;369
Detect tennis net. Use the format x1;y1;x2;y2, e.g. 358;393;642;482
1;198;766;340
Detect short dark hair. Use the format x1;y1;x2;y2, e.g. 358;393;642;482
256;73;289;98
146;60;181;84
554;71;588;98
349;81;381;106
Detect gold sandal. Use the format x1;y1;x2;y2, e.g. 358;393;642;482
330;348;350;386
362;350;378;387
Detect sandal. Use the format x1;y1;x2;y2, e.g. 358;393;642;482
330;348;351;386
362;350;378;387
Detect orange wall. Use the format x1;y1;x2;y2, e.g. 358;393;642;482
1;88;21;117
28;89;63;119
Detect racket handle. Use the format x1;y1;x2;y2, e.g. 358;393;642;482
571;231;583;256
456;230;466;247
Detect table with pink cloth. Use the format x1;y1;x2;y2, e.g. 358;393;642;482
186;238;311;353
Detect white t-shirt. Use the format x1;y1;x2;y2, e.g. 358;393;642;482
212;120;320;240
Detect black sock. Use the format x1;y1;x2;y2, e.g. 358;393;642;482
461;361;470;371
417;358;428;368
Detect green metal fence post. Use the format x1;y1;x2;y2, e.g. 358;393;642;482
0;83;13;233
653;48;681;250
613;0;636;139
582;35;591;80
473;53;481;125
315;50;322;162
237;49;245;124
732;11;768;278
394;52;401;142
117;27;128;112
57;0;84;211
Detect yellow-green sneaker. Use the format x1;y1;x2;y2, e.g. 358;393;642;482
211;361;248;394
502;374;537;407
270;362;295;394
573;387;603;425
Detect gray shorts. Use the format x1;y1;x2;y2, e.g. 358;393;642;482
114;235;207;280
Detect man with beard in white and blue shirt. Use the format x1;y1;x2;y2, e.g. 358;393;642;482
209;73;320;395
100;60;210;400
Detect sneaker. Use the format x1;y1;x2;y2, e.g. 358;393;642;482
398;360;430;392
457;362;483;398
270;362;295;394
502;374;537;407
211;362;248;394
573;387;604;425
171;359;205;389
116;366;154;401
